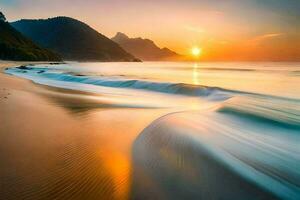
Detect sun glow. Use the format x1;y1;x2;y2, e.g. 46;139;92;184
191;47;202;57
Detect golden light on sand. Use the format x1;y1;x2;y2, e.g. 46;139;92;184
191;47;202;57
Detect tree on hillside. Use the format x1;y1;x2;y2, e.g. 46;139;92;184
0;12;6;21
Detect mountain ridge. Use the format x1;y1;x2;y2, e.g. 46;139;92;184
0;12;61;61
12;17;140;62
112;32;182;61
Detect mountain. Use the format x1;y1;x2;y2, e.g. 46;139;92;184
11;17;140;62
111;32;181;61
0;15;61;61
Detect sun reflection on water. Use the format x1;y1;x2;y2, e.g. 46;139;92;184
193;63;200;85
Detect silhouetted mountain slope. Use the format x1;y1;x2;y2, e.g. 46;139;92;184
12;17;139;62
0;16;61;61
112;32;181;61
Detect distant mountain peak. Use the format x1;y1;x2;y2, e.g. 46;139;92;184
113;32;129;40
112;32;182;61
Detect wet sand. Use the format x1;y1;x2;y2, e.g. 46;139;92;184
0;62;167;200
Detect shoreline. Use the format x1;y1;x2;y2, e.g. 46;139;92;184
0;61;167;200
1;61;299;200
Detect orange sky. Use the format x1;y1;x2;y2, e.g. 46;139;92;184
2;0;300;61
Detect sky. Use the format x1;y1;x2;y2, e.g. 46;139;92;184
1;0;300;61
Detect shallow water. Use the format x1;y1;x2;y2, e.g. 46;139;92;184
7;62;300;97
5;62;300;199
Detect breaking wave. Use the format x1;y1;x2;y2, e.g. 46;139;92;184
5;65;233;99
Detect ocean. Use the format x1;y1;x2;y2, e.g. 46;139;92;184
5;62;300;199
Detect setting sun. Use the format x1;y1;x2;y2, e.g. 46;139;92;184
191;47;202;57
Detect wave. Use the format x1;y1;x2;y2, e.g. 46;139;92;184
217;96;300;129
8;65;300;104
131;109;300;200
5;66;233;100
6;65;300;105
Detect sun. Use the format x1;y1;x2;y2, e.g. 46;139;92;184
191;47;202;57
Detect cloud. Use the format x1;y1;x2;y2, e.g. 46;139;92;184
185;25;205;33
250;33;284;43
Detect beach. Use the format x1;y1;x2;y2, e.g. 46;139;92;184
1;61;299;200
0;62;168;199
